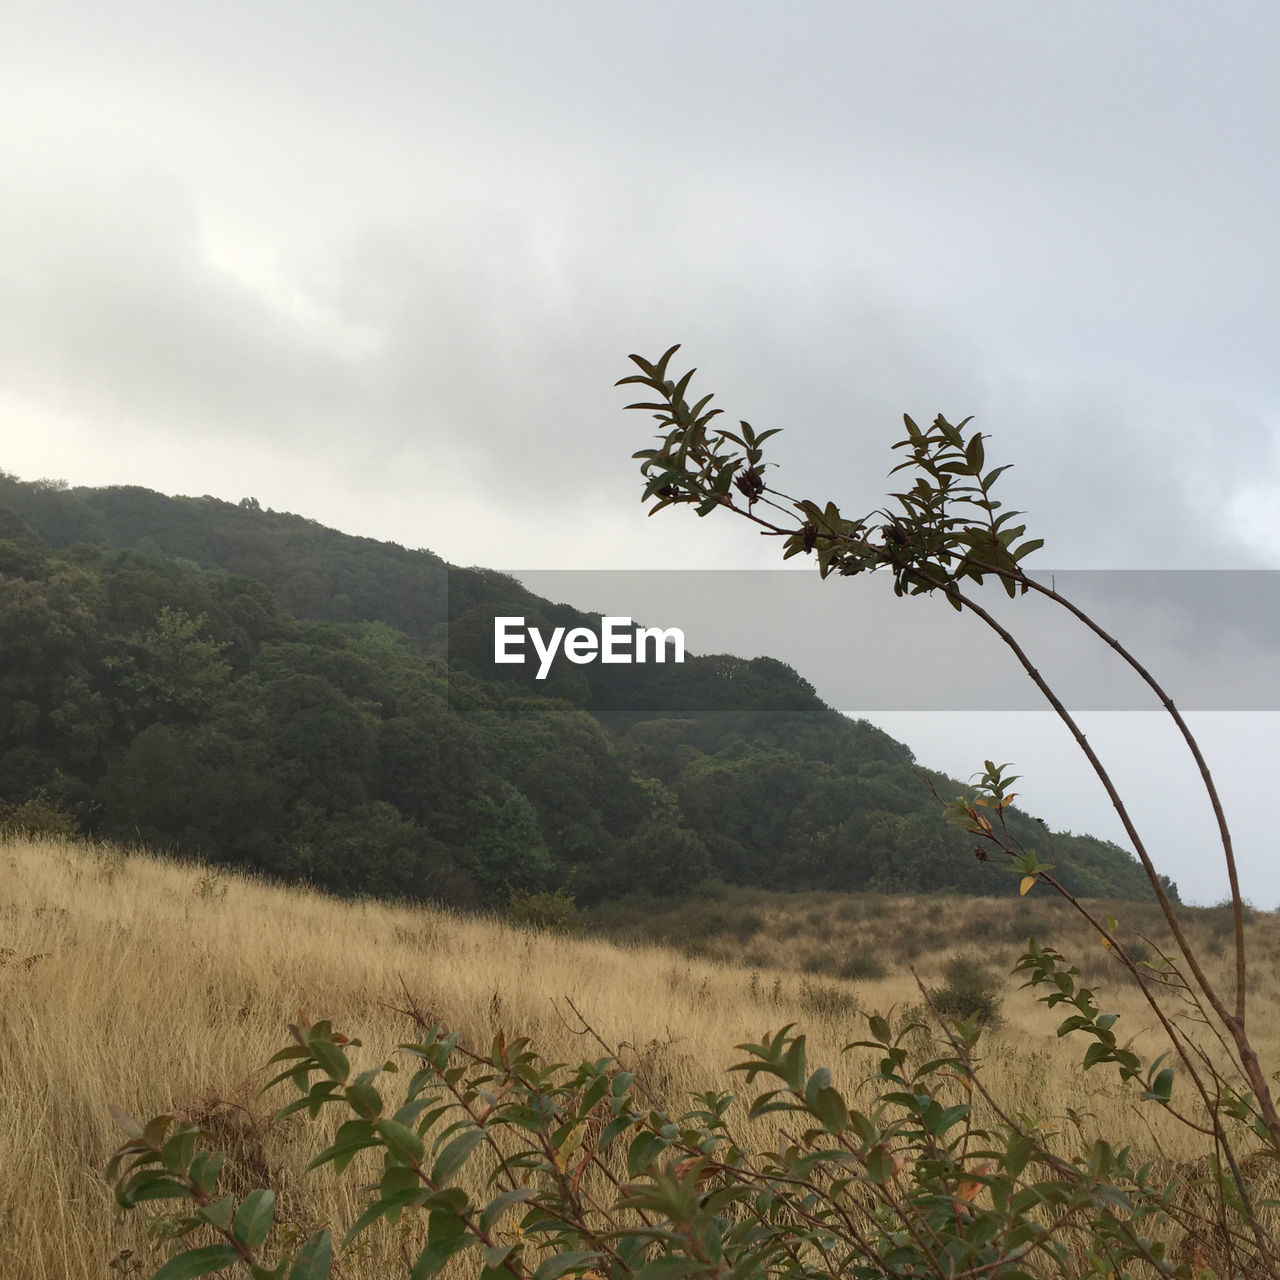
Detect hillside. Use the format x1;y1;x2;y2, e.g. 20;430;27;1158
0;470;1159;903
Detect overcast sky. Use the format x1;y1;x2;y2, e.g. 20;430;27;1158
3;2;1277;904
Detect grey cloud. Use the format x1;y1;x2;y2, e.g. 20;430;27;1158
1;160;1268;573
2;0;1279;576
0;168;364;441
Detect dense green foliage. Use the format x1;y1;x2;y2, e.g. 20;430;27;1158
107;974;1277;1280
0;470;1156;904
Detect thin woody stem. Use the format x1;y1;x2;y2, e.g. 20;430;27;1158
937;578;1280;1154
963;556;1247;1025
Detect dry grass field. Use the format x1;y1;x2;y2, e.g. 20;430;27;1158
2;834;1277;1278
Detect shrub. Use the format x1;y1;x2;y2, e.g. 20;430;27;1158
838;950;887;981
0;797;79;839
507;887;580;934
928;954;1004;1027
698;908;731;936
108;998;1275;1279
796;978;860;1021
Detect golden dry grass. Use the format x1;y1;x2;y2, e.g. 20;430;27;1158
2;835;1278;1278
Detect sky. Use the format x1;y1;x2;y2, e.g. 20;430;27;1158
2;2;1278;904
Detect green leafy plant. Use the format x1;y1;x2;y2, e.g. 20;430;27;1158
110;1002;1235;1280
0;796;79;838
507;887;582;935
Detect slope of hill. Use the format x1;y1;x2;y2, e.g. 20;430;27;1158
0;470;1160;902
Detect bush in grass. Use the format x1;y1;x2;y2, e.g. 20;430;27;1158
928;954;1004;1027
0;797;79;839
838;950;888;981
507;887;580;935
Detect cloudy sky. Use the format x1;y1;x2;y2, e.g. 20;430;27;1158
3;2;1278;903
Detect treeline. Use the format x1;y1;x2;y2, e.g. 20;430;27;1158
0;472;1162;904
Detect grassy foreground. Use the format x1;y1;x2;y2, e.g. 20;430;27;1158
2;836;1276;1278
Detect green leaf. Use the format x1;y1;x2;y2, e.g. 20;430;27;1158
144;1114;175;1148
479;1185;535;1230
152;1245;242;1280
633;1259;702;1280
1005;1133;1034;1179
161;1128;198;1174
1150;1068;1174;1103
534;1250;599;1280
198;1195;235;1231
287;1229;332;1280
189;1150;225;1197
392;1098;443;1130
811;1086;849;1133
481;1244;516;1271
599;1114;636;1148
306;1119;378;1172
380;1164;423;1200
376;1119;425;1165
652;344;681;382
233;1189;275;1251
965;432;985;472
121;1173;195;1205
864;1146;897;1184
342;1188;427;1244
345;1081;382;1120
430;1127;483;1184
934;1103;970;1135
307;1037;350;1083
1082;1042;1111;1070
265;1044;311;1066
780;1033;806;1090
627;1131;667;1177
672;366;697;405
411;1211;469;1279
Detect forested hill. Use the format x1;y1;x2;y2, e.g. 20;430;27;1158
0;471;1164;905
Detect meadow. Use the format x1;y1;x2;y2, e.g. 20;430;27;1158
2;834;1275;1279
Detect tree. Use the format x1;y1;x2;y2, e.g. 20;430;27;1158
464;781;555;901
610;773;710;896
